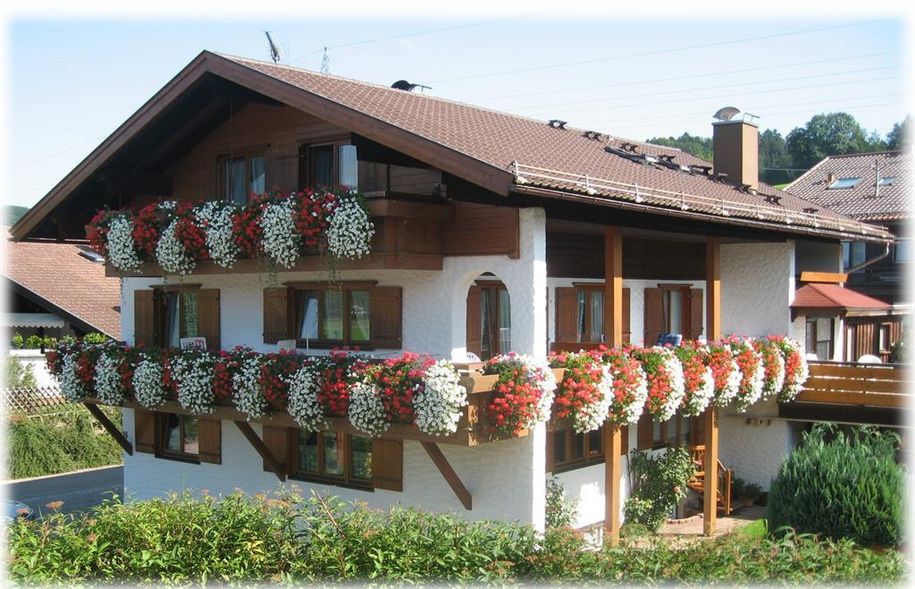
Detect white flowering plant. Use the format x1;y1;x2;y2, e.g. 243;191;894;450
414;359;468;436
673;344;715;417
348;379;390;437
229;349;266;420
197;200;241;268
170;351;217;414
326;195;375;260
753;338;787;400
724;337;765;413
597;348;648;425
549;352;613;433
132;353;167;409
768;336;809;402
629;346;685;422
93;343;131;406
287;361;330;432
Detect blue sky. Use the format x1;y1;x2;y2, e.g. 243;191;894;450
5;15;910;208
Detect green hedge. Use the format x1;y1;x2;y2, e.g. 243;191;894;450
7;406;124;479
767;424;903;547
7;491;904;584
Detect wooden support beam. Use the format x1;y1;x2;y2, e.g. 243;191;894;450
704;236;721;536
603;226;624;546
83;403;133;455
420;441;472;510
233;420;286;482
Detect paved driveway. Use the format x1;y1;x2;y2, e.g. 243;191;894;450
3;464;123;516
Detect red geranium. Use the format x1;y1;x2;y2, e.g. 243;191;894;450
258;350;301;411
316;350;366;416
365;352;434;424
549;351;604;422
131;203;162;259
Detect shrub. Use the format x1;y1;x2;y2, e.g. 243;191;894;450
24;334;43;349
7;406;124;479
624;446;695;531
767;424;903;546
6;357;37;389
545;476;578;529
11;332;24;349
82;332;109;344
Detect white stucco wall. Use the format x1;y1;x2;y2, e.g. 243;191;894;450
119;208;549;529
718;399;794;490
721;241;794;337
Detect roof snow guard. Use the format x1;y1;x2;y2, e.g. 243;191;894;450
510;162;893;242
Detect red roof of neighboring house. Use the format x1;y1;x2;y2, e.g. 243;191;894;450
4;230;121;338
791;282;892;312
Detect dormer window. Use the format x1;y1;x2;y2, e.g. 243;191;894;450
827;176;862;190
877;176;896;187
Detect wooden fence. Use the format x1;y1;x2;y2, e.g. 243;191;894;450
3;386;67;415
796;361;909;409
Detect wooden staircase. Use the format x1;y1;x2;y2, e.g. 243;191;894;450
686;444;733;515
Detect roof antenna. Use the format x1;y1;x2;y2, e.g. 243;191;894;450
264;31;282;64
320;47;330;74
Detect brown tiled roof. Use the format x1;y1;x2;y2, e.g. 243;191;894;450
4;230;121;338
785;151;911;222
791;282;891;311
222;54;891;241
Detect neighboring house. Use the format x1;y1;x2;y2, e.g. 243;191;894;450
785;151;910;360
4;228;122;386
10;51;894;533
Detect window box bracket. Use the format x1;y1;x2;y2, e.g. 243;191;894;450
420;441;472;510
83;402;133;455
234;420;286;482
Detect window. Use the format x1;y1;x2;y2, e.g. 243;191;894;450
158;413;199;461
637;414;697;450
547;424;629;473
661;286;688;335
879;323;892;353
806;317;834;360
576;287;604;343
893;239;909;263
644;285;702;347
301;143;359;191
218;154;266;204
467;280;510;361
263;283;402;349
554;285;631;346
843;241;866;269
292;430;373;488
827;177;862;190
877;176;896;187
134;287;221;351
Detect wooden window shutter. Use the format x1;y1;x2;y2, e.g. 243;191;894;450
643;288;663;347
372;438;403;491
620;425;629;456
197;417;222;464
263;287;293;344
636;414;653;450
554;287;578;343
370;287;403;349
196;289;221;351
689;289;704;341
465;285;482;357
262;425;291;474
134;290;157;348
622;288;631;344
134;409;156;454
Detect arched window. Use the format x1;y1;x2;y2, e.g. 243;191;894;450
466;276;510;361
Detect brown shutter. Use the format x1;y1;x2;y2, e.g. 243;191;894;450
197;417;222;464
370;287;403;349
637;414;653;450
372;438;403;491
196;289;221;351
465;285;482;357
622;288;631;344
263;287;293;345
689;288;704;341
134;409;156;454
262;425;291;474
620;425;629;456
643;288;663;347
134;290;157;348
555;287;578;343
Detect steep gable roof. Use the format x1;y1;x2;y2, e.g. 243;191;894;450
785;151;911;222
4;229;121;338
11;50;893;244
791;282;892;312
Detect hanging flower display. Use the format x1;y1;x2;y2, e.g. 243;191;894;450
232;194;265;259
704;342;741;408
414;360;468;436
549;351;612;433
752;338;786;400
316;351;365;417
723;337;765;412
673;344;715;417
257;351;302;413
628;346;685;422
326;196;374;260
94;344;128;406
286;361;330;432
59;349;90;402
595;347;648;425
259;198;302;268
367;352;434;424
229;348;266;419
130;203;164;260
156;220;196;275
483;353;556;436
197;200;241;268
768;336;809;402
170;351;216;414
106;214;142;271
132;353;167;409
348;379;389;437
294;189;333;250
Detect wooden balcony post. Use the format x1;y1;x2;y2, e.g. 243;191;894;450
704;237;721;536
603;227;623;546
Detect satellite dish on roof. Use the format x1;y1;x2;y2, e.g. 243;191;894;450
712;106;742;121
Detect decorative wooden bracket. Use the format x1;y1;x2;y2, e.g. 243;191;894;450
421;441;472;510
233;421;286;482
83;403;133;455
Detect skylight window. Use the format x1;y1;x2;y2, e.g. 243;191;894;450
827;177;862;189
877;176;896;187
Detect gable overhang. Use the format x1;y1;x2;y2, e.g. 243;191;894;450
5;277;117;338
11;51;513;242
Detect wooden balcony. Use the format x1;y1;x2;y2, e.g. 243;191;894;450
794;361;909;409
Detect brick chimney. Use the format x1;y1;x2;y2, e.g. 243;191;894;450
712;108;759;190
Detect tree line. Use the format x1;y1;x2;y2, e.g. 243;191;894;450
647;113;910;186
